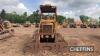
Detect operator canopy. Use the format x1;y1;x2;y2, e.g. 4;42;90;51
40;5;56;13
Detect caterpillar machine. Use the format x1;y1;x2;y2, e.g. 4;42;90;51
33;4;67;55
3;20;12;29
0;17;14;39
24;5;68;56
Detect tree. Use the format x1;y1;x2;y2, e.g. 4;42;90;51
5;13;14;22
33;11;40;24
27;11;40;23
99;17;100;23
19;12;28;23
23;12;27;17
57;15;66;24
67;18;74;24
0;9;66;24
80;15;90;24
0;9;6;20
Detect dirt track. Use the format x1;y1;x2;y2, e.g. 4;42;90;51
0;26;36;56
0;26;100;56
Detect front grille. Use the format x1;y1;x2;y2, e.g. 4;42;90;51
42;25;52;33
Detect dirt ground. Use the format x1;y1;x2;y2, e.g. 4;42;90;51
0;26;100;56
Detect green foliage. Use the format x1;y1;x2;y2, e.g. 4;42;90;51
57;15;66;24
0;9;65;24
99;17;100;23
0;9;6;19
80;15;90;24
0;10;27;23
23;12;27;17
27;11;40;23
67;18;74;24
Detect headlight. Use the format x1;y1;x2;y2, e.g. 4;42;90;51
45;35;49;38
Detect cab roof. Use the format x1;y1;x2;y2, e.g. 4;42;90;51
40;5;56;13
